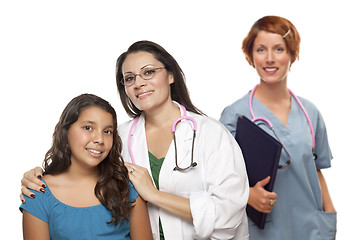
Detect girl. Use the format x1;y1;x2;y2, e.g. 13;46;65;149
220;16;336;239
20;94;152;239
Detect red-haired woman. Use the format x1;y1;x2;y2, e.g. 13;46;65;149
220;16;336;239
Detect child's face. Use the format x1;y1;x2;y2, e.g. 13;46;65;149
67;106;114;169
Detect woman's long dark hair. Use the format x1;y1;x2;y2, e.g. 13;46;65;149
43;94;130;225
116;40;204;118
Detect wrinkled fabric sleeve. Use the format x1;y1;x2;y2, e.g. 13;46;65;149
219;107;239;137
314;110;333;170
128;181;139;204
189;122;249;239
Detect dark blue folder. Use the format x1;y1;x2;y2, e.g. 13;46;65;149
235;116;282;229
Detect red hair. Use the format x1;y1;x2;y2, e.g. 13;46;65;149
242;16;301;67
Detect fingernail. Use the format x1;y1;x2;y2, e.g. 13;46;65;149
42;184;46;188
37;175;42;179
40;188;45;193
21;199;25;204
30;194;35;198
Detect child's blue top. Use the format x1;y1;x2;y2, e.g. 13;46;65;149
20;180;138;240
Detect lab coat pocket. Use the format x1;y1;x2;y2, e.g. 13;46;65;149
317;211;337;240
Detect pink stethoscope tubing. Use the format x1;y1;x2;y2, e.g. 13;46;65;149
249;84;317;164
128;104;197;169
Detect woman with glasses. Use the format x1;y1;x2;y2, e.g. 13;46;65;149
20;41;249;240
220;16;336;239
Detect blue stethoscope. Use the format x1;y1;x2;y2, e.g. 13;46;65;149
249;84;317;169
128;104;198;171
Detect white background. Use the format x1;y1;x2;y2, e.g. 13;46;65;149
1;0;360;239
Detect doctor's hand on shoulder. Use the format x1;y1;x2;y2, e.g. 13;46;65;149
249;176;277;213
20;167;45;202
125;162;158;202
125;162;193;222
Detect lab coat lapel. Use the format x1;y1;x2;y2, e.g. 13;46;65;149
158;138;175;193
132;115;151;170
158;119;190;240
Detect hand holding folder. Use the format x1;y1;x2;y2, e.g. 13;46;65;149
235;116;282;229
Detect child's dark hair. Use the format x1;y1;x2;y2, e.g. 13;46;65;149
43;93;130;225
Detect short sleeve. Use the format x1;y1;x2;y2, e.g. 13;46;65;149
128;181;139;204
189;118;249;239
298;97;333;170
219;94;250;137
314;110;333;169
19;188;50;223
220;102;242;137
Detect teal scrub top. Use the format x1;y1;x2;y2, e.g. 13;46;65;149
220;91;337;240
20;180;138;240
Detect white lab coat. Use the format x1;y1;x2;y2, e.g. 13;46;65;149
119;104;249;240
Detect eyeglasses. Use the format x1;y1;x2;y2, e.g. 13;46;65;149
121;67;165;86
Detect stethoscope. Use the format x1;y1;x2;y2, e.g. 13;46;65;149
128;104;198;171
249;84;317;169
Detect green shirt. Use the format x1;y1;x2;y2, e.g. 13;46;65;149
148;151;165;240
